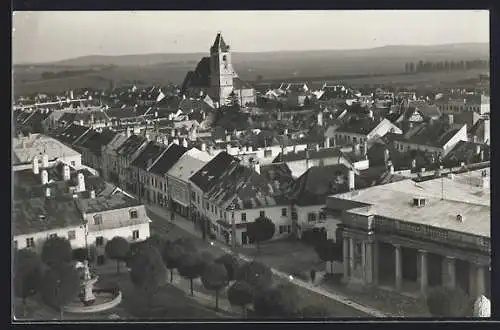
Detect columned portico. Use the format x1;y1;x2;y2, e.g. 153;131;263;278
418;250;428;294
443;256;456;289
394;244;402;291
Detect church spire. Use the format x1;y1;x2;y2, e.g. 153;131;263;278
211;31;230;53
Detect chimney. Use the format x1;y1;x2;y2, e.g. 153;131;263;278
363;141;368;158
42;154;49;168
317;112;323;126
182;139;188;148
484;119;490;144
248;146;253;152
226;135;231;142
354;143;361;155
41;170;48;185
348;170;355;191
77;173;86;192
45;187;51;197
476;145;481;155
284;128;289;135
32;156;40;174
368;109;374;119
447;114;454;126
126;128;132;138
171;129;175;138
480;150;484;161
173;138;179;145
208;145;214;155
145;134;151;141
254;161;261;175
63;164;70;181
389;165;394;174
411;159;416;169
226;144;232;153
201;143;207;152
90;190;96;199
80;120;84;126
324;137;330;149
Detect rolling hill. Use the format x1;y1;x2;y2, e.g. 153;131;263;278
13;43;489;95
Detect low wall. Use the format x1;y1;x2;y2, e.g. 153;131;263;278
63;288;122;314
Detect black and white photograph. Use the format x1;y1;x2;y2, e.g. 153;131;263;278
12;10;491;321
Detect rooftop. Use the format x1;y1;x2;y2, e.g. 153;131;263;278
190;151;240;192
13;134;81;165
391;121;464;148
56;124;90;145
13;198;83;236
327;169;490;237
131;141;168;170
168;150;210;182
78;191;142;214
115;134;147;157
149;143;188;176
336;118;382;135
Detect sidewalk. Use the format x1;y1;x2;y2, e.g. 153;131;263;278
145;203;389;318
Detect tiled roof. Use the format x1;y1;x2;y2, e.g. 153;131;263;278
131;142;168;170
181;57;211;91
115;134;147;157
149;143;188;176
58;112;77;124
233;77;253;90
443;141;490;167
289;164;352;206
205;164;289;210
189;151;240;192
392;122;463;148
337;118;381;135
260;163;295;194
79;130;117;155
57;124;90;144
12;134;80;164
23;110;53;126
13;198;84;236
168;152;209;183
78;191;142;214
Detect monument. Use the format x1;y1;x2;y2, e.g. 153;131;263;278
77;260;98;306
473;295;491;318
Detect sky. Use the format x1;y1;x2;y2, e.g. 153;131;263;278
12;10;489;64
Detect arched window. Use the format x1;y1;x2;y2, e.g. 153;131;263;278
129;209;138;219
93;214;102;225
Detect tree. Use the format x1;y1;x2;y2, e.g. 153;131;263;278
314;238;342;273
426;286;470;317
201;262;228;310
253;283;300;318
173;237;198;253
235;261;273;290
145;234;166;252
129;245;167;308
41;236;73;268
227;281;254;317
215;253;240;281
40;264;80;320
14;249;43;316
105;237;130;274
177;253;205;296
298;305;331;318
162;243;185;283
247;216;276;252
199;250;216;272
72;248;93;262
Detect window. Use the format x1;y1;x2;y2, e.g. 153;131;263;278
14;240;18;249
319;212;326;220
49;233;57;238
132;230;139;240
215;206;218;214
264;150;272;158
68;230;76;240
211;205;214;213
281;208;287;217
96;236;104;246
308;213;317;222
197;196;200;204
129;209;138;219
93;214;103;225
26;237;35;248
279;225;288;234
71;161;76;167
260;211;265;218
241;213;247;222
206;203;210;210
192;191;196;200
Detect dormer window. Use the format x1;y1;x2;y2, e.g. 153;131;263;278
129;209;138;219
222;55;227;62
93;214;103;225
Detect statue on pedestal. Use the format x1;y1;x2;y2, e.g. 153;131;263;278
76;260;98;306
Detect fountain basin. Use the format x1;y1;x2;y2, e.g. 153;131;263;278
64;288;122;314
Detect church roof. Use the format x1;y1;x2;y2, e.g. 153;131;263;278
211;32;230;53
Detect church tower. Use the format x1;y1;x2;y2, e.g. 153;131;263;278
210;32;235;107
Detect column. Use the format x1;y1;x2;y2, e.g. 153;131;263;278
444;256;456;289
469;263;477;298
373;241;379;285
394;244;402;291
364;241;374;285
342;237;349;280
476;265;486;297
361;241;366;283
419;250;428;294
349;238;355;276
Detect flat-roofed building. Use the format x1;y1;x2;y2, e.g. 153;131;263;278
324;168;490;300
